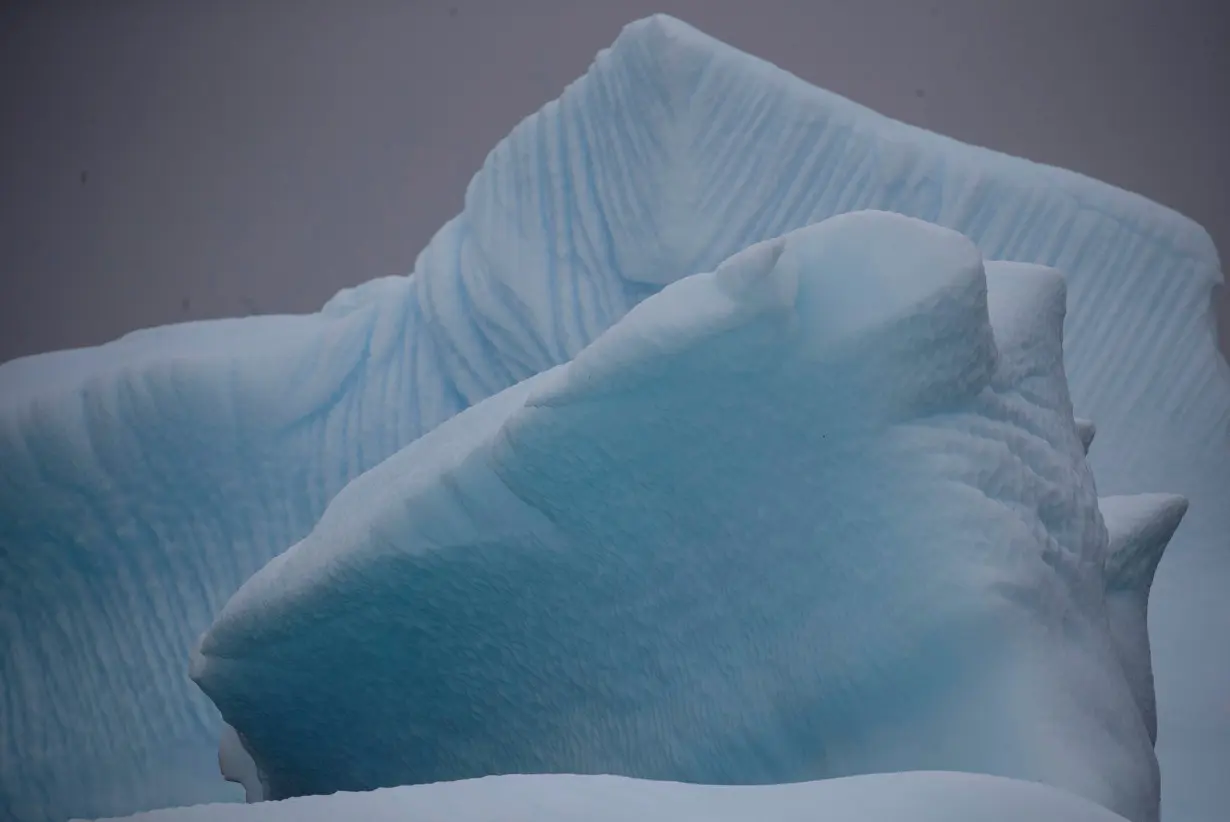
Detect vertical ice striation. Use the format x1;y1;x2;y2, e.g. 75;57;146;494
1;13;1224;822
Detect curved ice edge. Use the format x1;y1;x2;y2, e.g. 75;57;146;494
3;8;1225;821
593;14;1221;266
81;771;1131;821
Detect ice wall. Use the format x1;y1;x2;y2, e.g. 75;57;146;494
2;13;1224;822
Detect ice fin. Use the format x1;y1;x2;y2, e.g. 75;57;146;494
1100;493;1188;745
712;235;791;307
1101;494;1188;594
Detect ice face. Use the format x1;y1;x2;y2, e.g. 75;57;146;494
191;213;1169;822
2;12;1224;822
217;725;264;804
87;772;1131;822
0;304;442;820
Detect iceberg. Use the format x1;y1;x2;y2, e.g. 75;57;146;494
192;213;1176;822
1;12;1224;822
86;772;1131;822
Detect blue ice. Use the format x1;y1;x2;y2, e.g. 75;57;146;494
192;213;1174;822
0;13;1224;822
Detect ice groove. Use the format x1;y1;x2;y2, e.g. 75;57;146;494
2;13;1225;822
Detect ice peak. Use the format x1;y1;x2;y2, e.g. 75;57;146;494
1101;494;1189;594
612;15;718;97
1099;493;1189;746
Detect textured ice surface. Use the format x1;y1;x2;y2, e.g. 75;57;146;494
0;306;444;820
1;12;1225;822
86;772;1130;822
192;214;1176;822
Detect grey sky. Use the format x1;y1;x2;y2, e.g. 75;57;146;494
1;0;1227;365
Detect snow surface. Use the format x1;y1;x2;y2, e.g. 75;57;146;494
191;214;1170;822
85;772;1130;822
1;12;1225;822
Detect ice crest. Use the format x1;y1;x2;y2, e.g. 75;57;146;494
2;12;1224;822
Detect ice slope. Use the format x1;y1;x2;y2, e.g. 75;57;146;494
85;772;1130;822
192;213;1180;822
0;298;470;820
1;12;1225;822
421;22;1229;818
385;12;1230;807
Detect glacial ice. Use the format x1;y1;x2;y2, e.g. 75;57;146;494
190;214;1172;822
1;12;1225;822
88;772;1131;822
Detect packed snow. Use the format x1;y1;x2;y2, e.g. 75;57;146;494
86;772;1131;822
1;12;1224;822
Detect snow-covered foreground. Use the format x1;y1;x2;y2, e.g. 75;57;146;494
89;772;1130;822
1;12;1225;822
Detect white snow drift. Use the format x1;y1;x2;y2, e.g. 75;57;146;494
88;772;1132;822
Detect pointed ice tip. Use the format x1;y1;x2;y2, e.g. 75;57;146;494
615;14;704;65
1101;493;1189;593
1074;418;1096;454
621;13;698;42
713;235;790;307
609;14;721;110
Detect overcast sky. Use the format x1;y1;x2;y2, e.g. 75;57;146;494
1;0;1227;364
